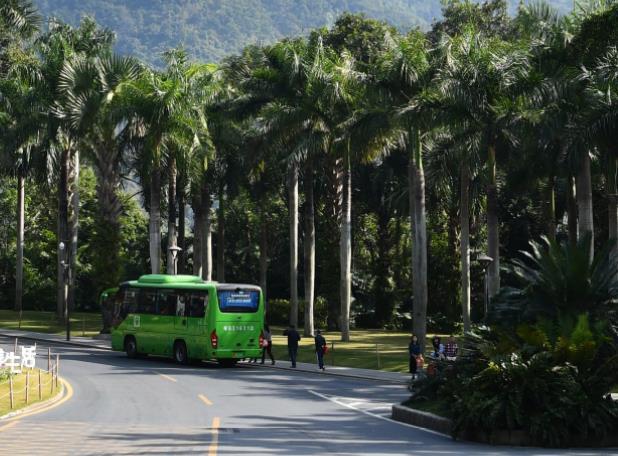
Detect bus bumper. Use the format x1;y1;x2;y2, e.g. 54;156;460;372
211;348;262;359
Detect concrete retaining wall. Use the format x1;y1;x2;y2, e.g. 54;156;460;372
391;404;451;435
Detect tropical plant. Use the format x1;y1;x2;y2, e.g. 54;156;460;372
491;234;618;324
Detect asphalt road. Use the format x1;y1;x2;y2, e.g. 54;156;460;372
0;336;615;455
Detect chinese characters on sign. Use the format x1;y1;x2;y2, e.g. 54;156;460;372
0;345;37;373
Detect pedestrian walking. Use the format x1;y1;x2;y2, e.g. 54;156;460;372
283;324;301;367
314;329;326;371
261;324;275;365
409;334;422;379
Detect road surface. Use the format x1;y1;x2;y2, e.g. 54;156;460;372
0;336;615;455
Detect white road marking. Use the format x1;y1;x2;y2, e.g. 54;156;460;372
307;390;451;439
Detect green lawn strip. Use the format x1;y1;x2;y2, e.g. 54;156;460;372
0;310;102;337
268;327;446;372
0;368;56;417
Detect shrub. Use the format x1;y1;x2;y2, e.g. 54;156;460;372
410;321;618;447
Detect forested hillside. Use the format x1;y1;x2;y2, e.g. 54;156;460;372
33;0;570;65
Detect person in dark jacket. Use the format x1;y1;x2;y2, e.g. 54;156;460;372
283;324;301;367
408;334;422;379
314;329;326;371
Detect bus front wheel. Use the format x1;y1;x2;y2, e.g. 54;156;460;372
218;359;237;368
125;336;138;359
173;340;188;365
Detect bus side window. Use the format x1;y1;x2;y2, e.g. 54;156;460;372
187;292;207;318
121;288;138;318
157;291;175;316
139;289;157;314
176;292;186;317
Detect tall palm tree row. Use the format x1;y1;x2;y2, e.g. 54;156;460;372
3;2;618;342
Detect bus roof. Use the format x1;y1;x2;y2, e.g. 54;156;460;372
137;274;204;284
120;274;261;291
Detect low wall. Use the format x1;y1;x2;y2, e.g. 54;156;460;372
391;404;451;435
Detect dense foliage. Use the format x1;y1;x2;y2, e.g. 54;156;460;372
0;0;616;348
410;238;618;446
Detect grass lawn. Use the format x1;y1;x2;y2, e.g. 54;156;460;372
0;368;56;417
269;327;439;372
0;310;102;337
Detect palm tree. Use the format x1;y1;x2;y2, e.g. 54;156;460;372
37;17;115;318
130;49;211;275
0;3;41;315
436;28;531;299
347;31;433;343
580;46;618;265
221;40;325;333
56;53;140;327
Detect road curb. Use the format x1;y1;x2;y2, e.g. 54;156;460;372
391;404;452;435
241;361;410;384
0;377;66;421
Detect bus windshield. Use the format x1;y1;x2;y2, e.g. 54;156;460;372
218;289;259;313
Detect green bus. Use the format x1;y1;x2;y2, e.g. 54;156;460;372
110;274;264;366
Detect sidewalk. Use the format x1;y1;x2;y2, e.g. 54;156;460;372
0;328;410;384
239;359;410;384
0;329;111;351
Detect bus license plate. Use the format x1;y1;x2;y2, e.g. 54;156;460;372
234;352;244;358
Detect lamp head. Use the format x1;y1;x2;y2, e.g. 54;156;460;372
476;254;493;269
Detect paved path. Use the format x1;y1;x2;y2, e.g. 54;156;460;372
0;335;616;455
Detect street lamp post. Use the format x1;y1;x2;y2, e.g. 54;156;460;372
477;254;493;319
169;246;182;275
59;241;70;341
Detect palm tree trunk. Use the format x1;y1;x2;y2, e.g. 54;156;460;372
327;157;342;331
607;154;617;265
340;151;352;342
201;181;213;281
487;143;500;297
57;148;70;320
15;173;24;312
167;157;178;274
149;161;162;274
567;174;578;248
410;130;427;351
259;210;268;311
94;145;122;332
216;183;225;282
192;196;202;277
177;175;186;274
459;165;471;333
304;160;315;336
68;150;79;311
544;174;556;241
289;164;299;328
576;151;594;260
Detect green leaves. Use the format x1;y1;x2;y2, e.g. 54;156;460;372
492;234;618;323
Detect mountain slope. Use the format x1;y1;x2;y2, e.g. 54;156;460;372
33;0;571;65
